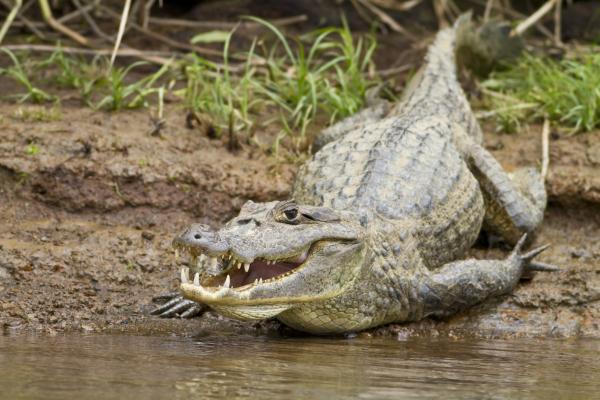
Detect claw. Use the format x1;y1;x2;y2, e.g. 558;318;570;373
528;261;560;272
158;299;197;318
151;296;185;315
509;235;557;272
512;233;528;255
522;244;551;261
180;304;204;318
152;292;180;303
151;293;205;318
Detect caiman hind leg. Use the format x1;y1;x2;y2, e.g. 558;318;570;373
418;235;557;319
467;141;547;245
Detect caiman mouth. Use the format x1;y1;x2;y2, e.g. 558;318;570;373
173;241;314;293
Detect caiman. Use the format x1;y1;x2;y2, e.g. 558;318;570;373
152;15;556;334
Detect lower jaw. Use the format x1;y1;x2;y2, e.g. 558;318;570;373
179;282;296;307
209;303;292;320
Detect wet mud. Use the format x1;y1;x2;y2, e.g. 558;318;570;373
0;103;599;338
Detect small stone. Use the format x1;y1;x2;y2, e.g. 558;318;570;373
141;231;155;241
586;142;600;166
570;247;591;259
486;140;504;151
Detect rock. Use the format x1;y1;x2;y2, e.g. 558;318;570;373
0;266;10;281
570;247;592;259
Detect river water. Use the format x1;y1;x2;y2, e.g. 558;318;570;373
1;333;599;400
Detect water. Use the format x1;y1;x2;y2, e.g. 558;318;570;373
1;333;599;400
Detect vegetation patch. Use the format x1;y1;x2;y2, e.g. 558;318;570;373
479;52;600;134
0;18;378;151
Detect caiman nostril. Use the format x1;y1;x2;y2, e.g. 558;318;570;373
194;234;201;239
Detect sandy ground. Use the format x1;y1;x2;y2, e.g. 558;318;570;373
0;102;599;338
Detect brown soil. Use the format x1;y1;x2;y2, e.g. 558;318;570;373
1;101;598;338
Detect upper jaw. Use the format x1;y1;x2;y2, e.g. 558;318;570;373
173;237;311;279
173;234;316;302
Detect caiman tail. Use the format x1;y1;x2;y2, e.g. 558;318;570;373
393;13;523;142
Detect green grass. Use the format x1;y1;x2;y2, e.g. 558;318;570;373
0;18;378;152
0;48;56;103
25;143;40;155
94;61;169;111
1;48;170;111
179;17;378;147
248;17;377;140
480;52;600;134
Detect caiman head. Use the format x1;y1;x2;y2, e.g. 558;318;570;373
173;199;366;321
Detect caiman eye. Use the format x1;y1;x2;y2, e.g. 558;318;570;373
284;208;298;221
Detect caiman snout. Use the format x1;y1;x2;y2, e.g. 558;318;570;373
172;224;228;254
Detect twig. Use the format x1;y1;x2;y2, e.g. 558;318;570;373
376;63;414;78
433;0;449;29
541;118;550;182
368;0;422;12
511;0;557;37
444;0;461;20
148;86;166;137
474;102;538;119
0;0;44;39
148;14;308;30
110;0;132;67
357;0;416;39
350;0;374;29
3;43;174;65
9;13;47;39
467;0;555;40
0;0;22;44
483;0;494;22
99;4;228;58
38;0;89;45
57;0;97;24
138;0;156;29
71;0;113;43
554;0;563;47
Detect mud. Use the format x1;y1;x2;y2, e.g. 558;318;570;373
0;103;292;335
0;101;599;338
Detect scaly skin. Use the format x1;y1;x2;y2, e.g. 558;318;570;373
153;16;555;334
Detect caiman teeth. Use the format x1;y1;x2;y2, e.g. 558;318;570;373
175;245;313;290
181;267;189;283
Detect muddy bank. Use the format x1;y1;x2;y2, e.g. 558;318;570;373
0;103;599;338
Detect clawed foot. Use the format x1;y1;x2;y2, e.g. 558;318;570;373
510;234;560;272
151;292;205;318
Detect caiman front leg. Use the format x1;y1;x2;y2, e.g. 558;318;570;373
151;292;205;318
466;141;547;245
418;235;556;319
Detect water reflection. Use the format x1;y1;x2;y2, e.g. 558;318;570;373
0;333;598;400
